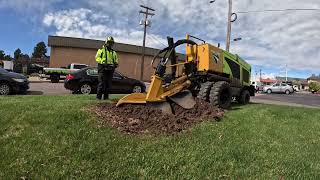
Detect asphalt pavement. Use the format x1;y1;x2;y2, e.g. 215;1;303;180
26;82;320;109
251;93;320;108
27;82;71;95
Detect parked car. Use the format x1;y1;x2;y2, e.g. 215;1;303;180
28;64;44;74
263;83;294;95
64;67;146;94
251;81;264;92
0;67;29;95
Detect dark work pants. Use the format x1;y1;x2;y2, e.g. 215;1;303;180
97;67;114;100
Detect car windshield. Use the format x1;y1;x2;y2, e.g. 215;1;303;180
0;68;8;73
114;72;123;78
115;71;125;77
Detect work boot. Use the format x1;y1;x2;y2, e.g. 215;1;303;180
103;94;109;100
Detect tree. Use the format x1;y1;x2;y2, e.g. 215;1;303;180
21;54;30;61
4;55;12;61
309;82;320;92
14;48;22;59
32;42;47;58
0;50;5;60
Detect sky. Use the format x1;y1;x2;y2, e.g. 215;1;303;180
0;0;319;79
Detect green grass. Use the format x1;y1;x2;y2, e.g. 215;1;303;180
1;95;320;179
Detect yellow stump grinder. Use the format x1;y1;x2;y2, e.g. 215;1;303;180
116;35;255;114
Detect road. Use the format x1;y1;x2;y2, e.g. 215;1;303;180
251;93;320;108
26;82;320;108
27;82;71;95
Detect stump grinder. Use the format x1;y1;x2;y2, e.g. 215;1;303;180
116;35;255;114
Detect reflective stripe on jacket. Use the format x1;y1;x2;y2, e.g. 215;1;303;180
95;48;118;65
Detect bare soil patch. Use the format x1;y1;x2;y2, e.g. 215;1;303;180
90;99;224;135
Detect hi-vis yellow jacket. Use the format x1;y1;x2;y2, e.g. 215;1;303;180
95;47;118;65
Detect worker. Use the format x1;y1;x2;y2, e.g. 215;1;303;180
95;36;118;100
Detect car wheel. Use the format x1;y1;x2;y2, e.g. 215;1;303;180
50;74;60;83
80;83;92;94
267;89;272;94
285;90;290;95
0;83;12;95
132;85;142;93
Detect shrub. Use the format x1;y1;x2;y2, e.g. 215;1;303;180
309;82;320;92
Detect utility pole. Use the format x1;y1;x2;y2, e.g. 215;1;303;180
285;64;288;82
210;0;236;52
139;5;155;81
259;69;262;81
226;0;232;52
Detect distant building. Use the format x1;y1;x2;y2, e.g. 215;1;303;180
307;76;320;84
48;36;185;81
276;76;309;90
260;78;277;85
0;60;13;71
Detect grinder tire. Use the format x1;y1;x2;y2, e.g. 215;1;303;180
197;82;214;102
209;81;232;109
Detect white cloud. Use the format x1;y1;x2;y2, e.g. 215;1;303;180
40;0;320;73
43;8;167;48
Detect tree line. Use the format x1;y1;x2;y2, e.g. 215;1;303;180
0;42;48;61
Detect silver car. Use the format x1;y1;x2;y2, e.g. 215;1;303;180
263;83;294;94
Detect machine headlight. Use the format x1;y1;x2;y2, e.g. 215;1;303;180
12;78;25;83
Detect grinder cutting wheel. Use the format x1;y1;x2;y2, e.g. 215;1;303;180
117;34;255;114
116;37;197;114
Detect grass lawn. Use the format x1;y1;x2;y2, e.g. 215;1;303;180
1;95;320;179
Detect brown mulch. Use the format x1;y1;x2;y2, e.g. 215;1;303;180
89;99;224;135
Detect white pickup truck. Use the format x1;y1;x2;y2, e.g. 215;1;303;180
43;63;88;83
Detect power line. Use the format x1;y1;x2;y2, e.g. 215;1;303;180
237;8;320;14
148;34;167;47
146;36;160;47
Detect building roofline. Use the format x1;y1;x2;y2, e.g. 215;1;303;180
307;77;320;81
275;76;307;81
48;35;186;59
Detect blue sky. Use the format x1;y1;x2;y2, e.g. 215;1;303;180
0;0;319;79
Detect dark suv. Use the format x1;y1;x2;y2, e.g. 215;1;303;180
0;68;29;95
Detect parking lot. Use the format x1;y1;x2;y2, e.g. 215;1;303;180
252;93;320;108
26;82;320;108
27;82;70;95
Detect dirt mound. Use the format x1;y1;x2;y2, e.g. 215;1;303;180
90;99;224;135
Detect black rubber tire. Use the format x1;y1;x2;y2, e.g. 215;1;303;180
197;82;214;102
132;85;143;93
50;74;60;83
267;89;272;94
209;81;232;109
238;90;250;105
80;83;92;94
0;83;12;95
285;90;290;95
